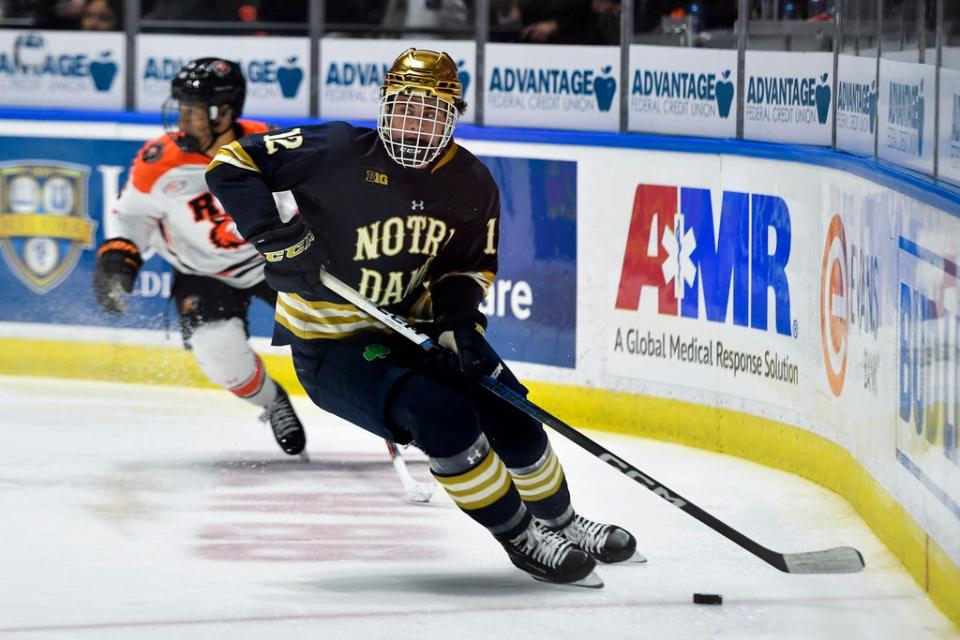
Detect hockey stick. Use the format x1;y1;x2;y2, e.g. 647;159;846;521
317;269;865;574
385;439;435;503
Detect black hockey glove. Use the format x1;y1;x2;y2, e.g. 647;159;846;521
435;309;501;380
93;238;142;315
247;216;328;294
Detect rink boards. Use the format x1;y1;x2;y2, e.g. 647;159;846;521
0;116;956;626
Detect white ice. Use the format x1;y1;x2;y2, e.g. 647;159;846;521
0;375;955;640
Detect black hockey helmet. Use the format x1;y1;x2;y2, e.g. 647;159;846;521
171;57;246;116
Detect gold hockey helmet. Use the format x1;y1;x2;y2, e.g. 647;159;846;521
377;48;464;169
382;48;464;111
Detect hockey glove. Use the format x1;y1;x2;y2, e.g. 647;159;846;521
248;216;327;294
435;309;501;380
93;238;142;315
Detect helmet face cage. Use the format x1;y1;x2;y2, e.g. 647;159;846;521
160;97;226;153
377;91;459;169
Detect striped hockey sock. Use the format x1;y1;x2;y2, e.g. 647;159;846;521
508;443;574;529
430;433;530;539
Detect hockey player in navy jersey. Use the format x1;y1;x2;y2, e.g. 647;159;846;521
206;48;639;587
92;58;306;457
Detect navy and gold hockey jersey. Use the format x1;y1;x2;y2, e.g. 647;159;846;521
205;122;500;343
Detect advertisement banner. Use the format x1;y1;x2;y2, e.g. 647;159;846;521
136;35;310;117
627;45;737;138
600;159;810;414
836;55;879;157
817;188;892;410
0;134;573;368
319;38;476;124
878;60;936;175
937;66;960;187
743;51;833;146
0;30;124;109
480;156;577;368
896;221;960;530
484;44;620;131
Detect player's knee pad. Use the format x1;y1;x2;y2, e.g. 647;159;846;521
387;373;480;458
189;318;267;398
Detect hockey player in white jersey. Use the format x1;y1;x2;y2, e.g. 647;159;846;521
92;58;306;456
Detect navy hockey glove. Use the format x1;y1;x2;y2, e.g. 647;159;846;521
93;238;142;315
435;309;501;379
248;217;328;294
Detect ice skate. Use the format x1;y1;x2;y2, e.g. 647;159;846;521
259;385;306;456
502;520;602;588
553;514;645;564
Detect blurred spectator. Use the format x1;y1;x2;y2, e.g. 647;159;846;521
591;0;620;44
499;0;595;44
79;0;120;30
4;0;84;28
381;0;469;34
140;0;244;21
257;0;387;26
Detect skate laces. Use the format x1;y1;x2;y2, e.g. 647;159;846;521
563;516;611;556
511;521;574;569
260;392;300;438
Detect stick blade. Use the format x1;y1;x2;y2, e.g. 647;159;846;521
405;483;435;503
782;546;865;574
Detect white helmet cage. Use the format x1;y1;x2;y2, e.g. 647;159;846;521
377;91;459;169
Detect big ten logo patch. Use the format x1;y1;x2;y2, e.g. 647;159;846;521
616;183;795;337
0;161;96;293
365;170;388;186
188;192;244;249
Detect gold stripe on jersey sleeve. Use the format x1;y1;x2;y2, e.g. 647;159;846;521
208;141;260;173
432;270;496;292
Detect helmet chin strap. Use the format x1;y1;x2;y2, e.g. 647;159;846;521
176;105;232;154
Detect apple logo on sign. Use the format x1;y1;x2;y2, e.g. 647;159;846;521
815;72;831;125
277;57;304;99
89;51;118;92
457;59;470;95
715;70;734;119
594;66;616;112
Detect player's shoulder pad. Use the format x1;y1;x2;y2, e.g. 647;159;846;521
449;143;497;189
241;120;358;159
131;134;208;193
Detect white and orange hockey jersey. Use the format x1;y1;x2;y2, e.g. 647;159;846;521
112;120;293;290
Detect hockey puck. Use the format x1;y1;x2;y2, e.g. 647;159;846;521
692;593;723;605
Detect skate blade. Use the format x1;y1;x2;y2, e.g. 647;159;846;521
629;550;647;563
532;570;604;589
407;484;434;503
297;451;311;463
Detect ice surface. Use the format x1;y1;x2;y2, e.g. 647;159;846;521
0;376;954;639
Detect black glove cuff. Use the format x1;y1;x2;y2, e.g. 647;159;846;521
97;237;142;270
430;275;486;320
436;308;488;333
96;238;142;293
